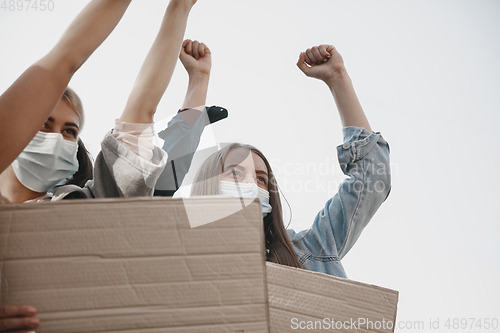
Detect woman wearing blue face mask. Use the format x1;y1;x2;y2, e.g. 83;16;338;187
0;0;200;330
187;43;391;277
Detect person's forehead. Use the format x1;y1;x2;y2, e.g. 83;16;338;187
224;147;250;164
50;99;80;126
251;151;267;172
224;148;267;172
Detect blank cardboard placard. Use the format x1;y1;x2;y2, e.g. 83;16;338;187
0;197;269;333
266;262;398;333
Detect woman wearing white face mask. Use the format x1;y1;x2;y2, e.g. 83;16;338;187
191;143;302;268
0;88;93;203
187;42;391;277
0;0;200;330
0;0;200;203
0;0;134;329
0;0;134;176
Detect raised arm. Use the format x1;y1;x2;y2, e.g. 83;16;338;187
180;39;211;110
289;45;390;276
153;39;213;196
0;0;132;173
120;0;198;124
297;44;372;132
88;1;198;199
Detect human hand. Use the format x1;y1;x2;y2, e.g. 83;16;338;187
180;39;211;76
296;44;346;84
0;305;39;332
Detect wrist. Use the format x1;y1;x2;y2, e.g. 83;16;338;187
188;72;210;84
324;65;349;87
167;0;194;15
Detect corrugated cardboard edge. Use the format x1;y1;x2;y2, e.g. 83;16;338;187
266;262;399;333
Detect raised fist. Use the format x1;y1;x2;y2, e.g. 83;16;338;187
179;39;211;76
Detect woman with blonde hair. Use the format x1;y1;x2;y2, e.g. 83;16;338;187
0;0;200;330
0;0;199;203
0;0;133;175
188;43;391;276
0;0;134;327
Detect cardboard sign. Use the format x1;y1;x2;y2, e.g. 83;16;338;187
0;197;398;333
267;262;398;332
0;197;269;333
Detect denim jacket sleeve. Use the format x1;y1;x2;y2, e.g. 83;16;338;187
154;109;210;196
287;126;391;275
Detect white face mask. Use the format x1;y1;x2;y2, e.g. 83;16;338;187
12;131;79;192
219;180;273;218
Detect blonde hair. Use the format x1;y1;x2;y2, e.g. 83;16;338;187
59;87;93;187
62;87;84;131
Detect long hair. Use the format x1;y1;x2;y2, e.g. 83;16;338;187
61;87;94;187
191;143;301;268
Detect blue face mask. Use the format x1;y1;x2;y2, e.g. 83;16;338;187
219;180;272;218
12;131;79;193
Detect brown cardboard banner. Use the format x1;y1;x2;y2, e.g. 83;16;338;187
0;197;398;333
0;197;269;333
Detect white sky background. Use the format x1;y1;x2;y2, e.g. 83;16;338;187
1;0;499;331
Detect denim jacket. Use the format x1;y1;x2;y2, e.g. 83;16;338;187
286;126;391;278
154;114;391;278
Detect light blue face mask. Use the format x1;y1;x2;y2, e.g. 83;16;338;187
219;180;272;218
12;131;79;193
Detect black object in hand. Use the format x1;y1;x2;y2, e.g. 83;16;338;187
206;105;228;124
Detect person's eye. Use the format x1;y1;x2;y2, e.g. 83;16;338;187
226;169;241;177
41;123;50;131
64;128;78;138
258;176;267;184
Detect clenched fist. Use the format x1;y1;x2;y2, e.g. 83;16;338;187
297;44;346;84
180;39;211;76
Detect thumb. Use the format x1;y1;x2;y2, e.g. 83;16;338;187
296;52;310;76
179;44;188;59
